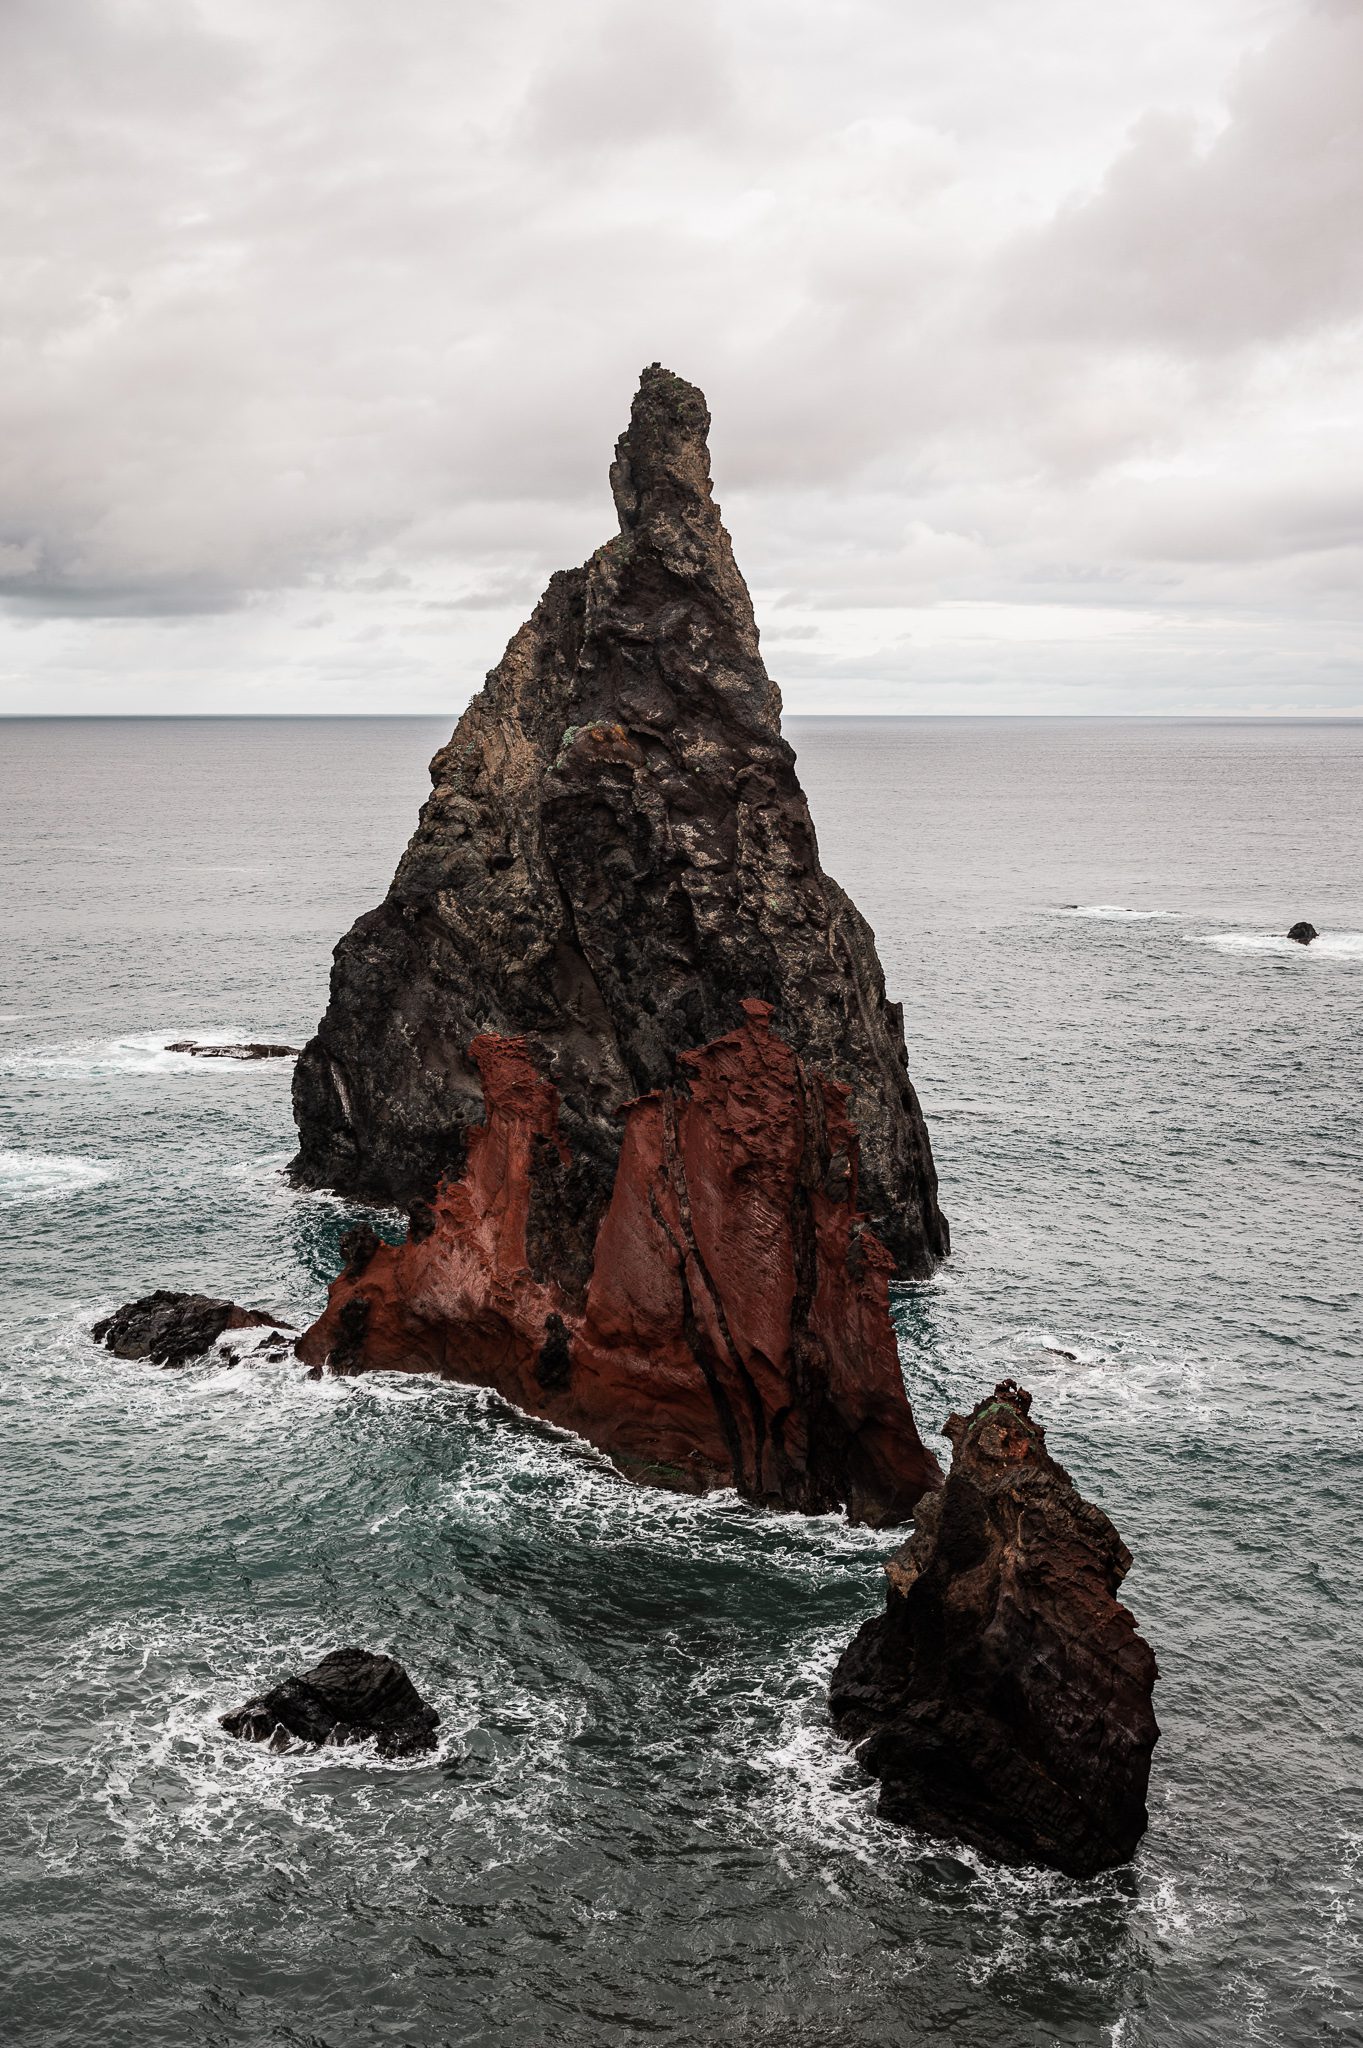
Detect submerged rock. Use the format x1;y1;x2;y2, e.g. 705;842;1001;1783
92;1290;293;1366
830;1380;1158;1875
219;1647;439;1759
290;363;946;1280
298;1001;942;1524
166;1041;300;1059
1286;922;1318;946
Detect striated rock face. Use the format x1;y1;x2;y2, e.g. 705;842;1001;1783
830;1381;1158;1875
290;364;946;1277
220;1647;439;1759
93;1291;293;1367
298;1001;941;1524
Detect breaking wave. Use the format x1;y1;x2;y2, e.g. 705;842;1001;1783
1192;930;1363;959
0;1031;301;1080
1057;905;1178;921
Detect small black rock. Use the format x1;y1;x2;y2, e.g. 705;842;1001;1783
92;1290;293;1367
1286;922;1318;946
220;1647;440;1759
165;1041;300;1059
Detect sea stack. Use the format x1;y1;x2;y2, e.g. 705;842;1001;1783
291;366;947;1522
830;1381;1159;1874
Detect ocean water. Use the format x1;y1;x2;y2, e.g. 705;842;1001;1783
1;713;1360;2048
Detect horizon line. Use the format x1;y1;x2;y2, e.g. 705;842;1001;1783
3;710;1363;723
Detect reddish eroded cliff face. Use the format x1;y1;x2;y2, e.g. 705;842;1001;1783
297;1001;941;1525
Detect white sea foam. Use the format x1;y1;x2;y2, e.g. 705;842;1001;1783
1026;1328;1105;1367
1058;905;1177;921
0;1030;301;1079
405;1388;897;1578
1192;929;1363;959
0;1148;118;1207
24;1605;580;1883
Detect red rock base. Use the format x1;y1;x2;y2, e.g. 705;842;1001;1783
298;1001;940;1525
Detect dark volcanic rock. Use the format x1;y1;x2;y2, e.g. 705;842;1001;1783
297;1002;942;1524
92;1290;293;1366
166;1041;300;1059
219;1647;439;1759
1286;922;1318;946
290;364;946;1277
830;1380;1158;1875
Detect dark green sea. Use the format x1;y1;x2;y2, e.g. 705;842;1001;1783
2;715;1360;2048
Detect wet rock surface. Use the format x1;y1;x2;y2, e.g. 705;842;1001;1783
219;1647;440;1759
290;364;945;1278
166;1041;300;1059
297;1002;942;1524
1286;922;1318;945
92;1290;293;1367
830;1380;1158;1876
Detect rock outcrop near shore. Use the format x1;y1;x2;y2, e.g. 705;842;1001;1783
298;1001;941;1523
290;364;945;1279
93;1291;293;1367
830;1381;1158;1874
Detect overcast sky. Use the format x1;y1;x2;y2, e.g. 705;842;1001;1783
2;0;1361;716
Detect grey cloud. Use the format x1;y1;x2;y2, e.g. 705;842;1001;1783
0;0;1359;717
1000;4;1363;351
522;0;738;151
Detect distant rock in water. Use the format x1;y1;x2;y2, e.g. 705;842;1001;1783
220;1647;439;1760
830;1380;1158;1876
166;1041;300;1059
1286;922;1318;946
289;363;946;1280
297;1001;943;1525
93;1291;293;1367
287;365;948;1523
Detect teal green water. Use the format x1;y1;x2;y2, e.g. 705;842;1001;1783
2;716;1360;2047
